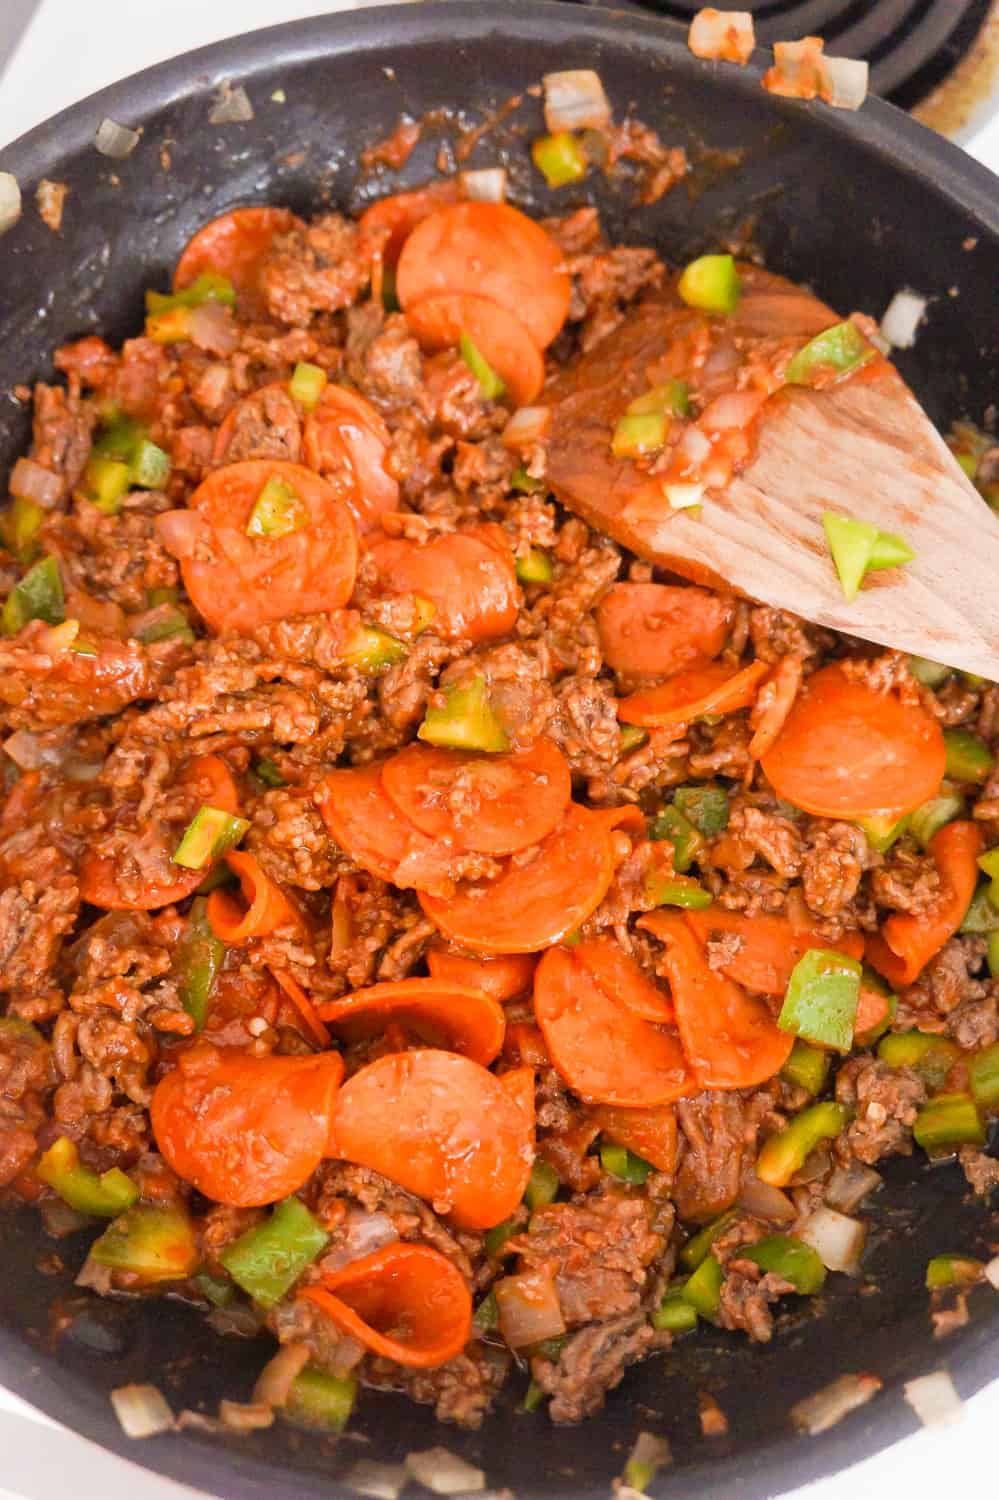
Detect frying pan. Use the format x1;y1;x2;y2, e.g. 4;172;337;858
0;4;998;1496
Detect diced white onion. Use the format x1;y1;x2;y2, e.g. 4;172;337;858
0;172;21;236
791;1373;882;1435
677;424;712;465
798;1207;866;1274
94;117;141;160
321;1209;398;1271
623;1430;671;1485
111;1383;174;1439
688;10;755;66
904;1370;963;1428
502;405;551;449
405;1447;486;1495
218;1399;274;1432
252;1341;310;1407
494;1269;565;1349
985;1254;999;1290
4;731;44;770
459;168;507;203
209;82;255;126
345;1460;410;1500
765;38;825;100
156;509;203;559
737;1174;796;1224
819;56;869;112
664;483;705;511
188;300;239;355
880;289;928;350
824;1162;881;1213
543;70;611;133
699;389;765;432
10;457;63;508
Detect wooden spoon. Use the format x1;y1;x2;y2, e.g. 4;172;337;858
544;265;999;678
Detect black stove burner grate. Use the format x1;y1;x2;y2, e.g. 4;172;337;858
571;0;994;108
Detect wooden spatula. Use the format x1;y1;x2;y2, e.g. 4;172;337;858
544;266;999;678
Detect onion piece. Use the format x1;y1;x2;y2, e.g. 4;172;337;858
218;1399;274;1432
10;457;62;508
664;483;704;511
36;179;68;233
157;508;203;559
321;1209;399;1271
345;1460;411;1500
188;300;239;355
699;390;766;432
502;405;550;449
763;38;825;101
904;1370;963;1428
95;117;141;160
459;168;507;203
677;423;712;466
209;82;255;125
791;1373;882;1435
818;57;869;112
253;1341;311;1407
688;10;755;66
824;1162;881;1214
111;1384;174;1439
880;289;928;350
985;1254;999;1290
0;172;21;236
621;1430;671;1491
798;1206;866;1274
405;1447;486;1495
737;1174;795;1224
494;1269;565;1349
543;70;611;133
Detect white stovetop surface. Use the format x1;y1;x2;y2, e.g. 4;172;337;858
0;3;997;1498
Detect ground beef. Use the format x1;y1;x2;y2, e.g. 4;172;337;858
365;1342;509;1428
801;822;868;917
718;1262;795;1343
261;214;385;326
870;842;942;915
532;1313;658;1423
673;1093;744;1222
835;1058;926;1164
247;787;340;891
958;1146;999;1196
212;383;302;464
512;1190;664;1325
898;937;986;1022
30;383;92;494
727;805;802;879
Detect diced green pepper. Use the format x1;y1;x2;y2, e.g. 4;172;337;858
145;271;236;313
979;848;999;909
969;1042;999;1109
245;476;308;539
680;1253;723;1320
412;595;437;635
2;555;65;635
148;586;179;606
855;812;909;855
914;1093;984;1151
822;511;914;602
511;466;544;495
524;1159;560;1211
651;1287;699;1333
909;656;951;689
649;804;704;873
89;1204;199;1283
136;608;194;646
82;456;131;515
681;1210;736;1270
943;728;995;786
780;1039;831;1097
611;411;667;460
92;415;145;461
645;876;713;911
146;306;193;344
599;1142;653;1185
756;1101;850;1187
418;674;509;752
960;883;999;934
254;756;287;788
36;1137;138;1218
742;1234;826;1295
988;932;999;979
673;784;729;837
627;379;691;419
460;332;505;400
289;361;328;411
485;1218;519;1258
785;322;873;386
778;948;862;1052
473;1290;499;1330
955;451;979;479
909;793;965;850
0;495;45;561
532;130;588;188
522;1378;546;1412
515;547;553;585
172;805;250;871
925;1254;983;1290
877;1030;961;1093
284;1368;356;1432
619;724;649;754
220;1196;330;1309
866;530;915;571
194;1272;235;1307
677;254;741;315
174;896;225;1031
341;625;408;673
130;438;171;491
381;265;400;313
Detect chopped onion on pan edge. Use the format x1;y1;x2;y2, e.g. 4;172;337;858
0;172;21;235
111;1383;174;1439
824;1162;881;1214
791;1373;882;1435
209;82;255;125
502;405;551;448
880;289;928;350
345;1461;410;1500
405;1447;486;1495
459;168;507;203
688;10;755;67
738;1174;795;1223
904;1370;963;1427
542;70;611;133
798;1206;866;1274
218;1399;274;1432
986;1254;999;1290
819;56;869;112
94;117;141;159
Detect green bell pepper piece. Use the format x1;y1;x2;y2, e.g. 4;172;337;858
524;1159;560;1210
220;1196;329;1309
786;322;873;386
677;254;740;315
89;1204;200;1283
341;624;408;673
756;1101;850;1187
780;1039;831;1096
649;804;704;873
254;756;287;788
969;1042;999;1109
651;1287;698;1333
742;1234;826;1295
599;1142;653;1185
960;883;999;935
913;1093;984;1152
943;728;995;786
681;1209;736;1270
418;674;509;752
856;812;909;855
145;271;236;313
619;724;649;754
515;547;554;585
627;379;691;419
129;438;171;491
909;793;965;850
908;656;951;689
511;466;544;496
289;361;328;411
877;1030;961;1093
0;495;45;561
644;877;713;911
2;554;65;635
473;1290;499;1331
680;1253;723;1320
485;1218;519;1258
672;784;729;837
925;1254;983;1290
172;805;250;871
36;1137;138;1218
245;476;308;539
531;131;588;189
460;332;505;400
175;896;225;1031
611;411;666;460
284;1368;357;1432
778;948;862;1052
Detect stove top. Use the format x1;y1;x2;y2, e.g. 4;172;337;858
572;0;999;129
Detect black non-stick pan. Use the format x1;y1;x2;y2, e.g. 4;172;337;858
1;5;997;1497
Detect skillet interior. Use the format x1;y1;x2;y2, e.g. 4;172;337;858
0;4;997;1496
